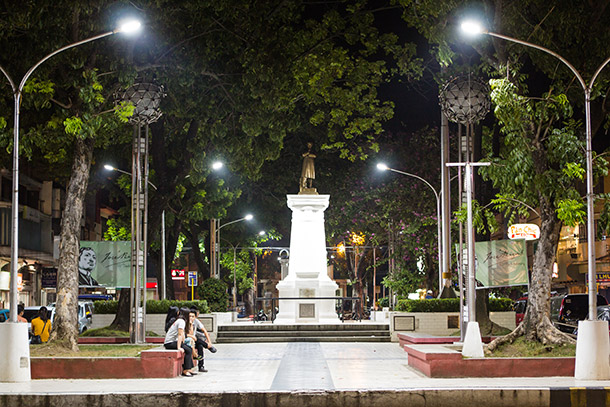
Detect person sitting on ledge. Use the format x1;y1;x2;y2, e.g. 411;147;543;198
190;305;217;373
164;307;196;377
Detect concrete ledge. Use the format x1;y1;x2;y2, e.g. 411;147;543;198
78;337;164;344
397;332;496;349
405;344;575;378
31;348;182;379
0;388;585;407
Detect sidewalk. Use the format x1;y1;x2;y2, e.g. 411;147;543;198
1;342;609;406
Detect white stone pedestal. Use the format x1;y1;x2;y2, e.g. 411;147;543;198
0;323;31;382
275;194;339;324
575;320;610;379
462;321;484;358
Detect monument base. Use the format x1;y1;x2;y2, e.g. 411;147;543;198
275;276;339;324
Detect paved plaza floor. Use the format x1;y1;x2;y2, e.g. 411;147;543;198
1;342;610;406
0;341;608;391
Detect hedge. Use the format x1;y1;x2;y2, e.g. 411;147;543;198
93;299;210;315
395;297;513;312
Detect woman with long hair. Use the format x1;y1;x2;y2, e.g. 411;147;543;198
163;307;196;376
164;306;179;332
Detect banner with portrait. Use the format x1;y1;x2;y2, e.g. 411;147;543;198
456;240;529;288
79;241;132;287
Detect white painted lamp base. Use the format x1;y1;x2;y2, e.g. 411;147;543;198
575;320;610;380
462;321;484;358
0;322;31;382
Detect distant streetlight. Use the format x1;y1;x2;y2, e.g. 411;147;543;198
461;19;610;379
227;229;265;311
0;18;141;383
377;163;443;293
212;214;254;280
212;161;224;170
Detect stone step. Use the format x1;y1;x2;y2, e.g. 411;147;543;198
216;335;391;343
218;330;390;338
218;324;390;332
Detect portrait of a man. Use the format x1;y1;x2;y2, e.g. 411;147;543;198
78;247;99;286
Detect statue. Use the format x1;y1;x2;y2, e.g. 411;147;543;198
300;142;317;194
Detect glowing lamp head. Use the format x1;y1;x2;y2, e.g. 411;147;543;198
244;214;254;221
376;163;389;171
104;164;115;171
116;20;142;34
460;20;485;36
212;161;223;170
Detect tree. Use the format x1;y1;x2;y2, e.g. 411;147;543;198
0;1;137;349
398;0;610;346
103;0;421;299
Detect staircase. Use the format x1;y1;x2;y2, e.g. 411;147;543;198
216;323;390;343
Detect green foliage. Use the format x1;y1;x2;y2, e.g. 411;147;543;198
395;297;513;312
103;218;131;241
378;297;390;308
93;300;209;315
197;278;229;312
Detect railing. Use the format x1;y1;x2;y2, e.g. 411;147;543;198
254;296;362;323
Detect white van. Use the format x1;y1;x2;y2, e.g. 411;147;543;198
24;302;93;334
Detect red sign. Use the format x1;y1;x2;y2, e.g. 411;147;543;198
171;269;185;280
508;224;540;241
146;282;158;289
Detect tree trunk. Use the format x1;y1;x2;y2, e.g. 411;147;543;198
476;288;509;336
184;222;210;280
110;288;131;331
49;137;94;351
487;196;574;351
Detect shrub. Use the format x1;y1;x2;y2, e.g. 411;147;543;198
395;297;514;312
489;297;514;312
378;297;390;308
93;300;118;314
93;299;210;315
197;278;229;312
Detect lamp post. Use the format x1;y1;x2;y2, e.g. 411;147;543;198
212;214;253;279
223;230;265;311
377;163;443;294
461;20;610;379
0;20;140;382
104;165;166;300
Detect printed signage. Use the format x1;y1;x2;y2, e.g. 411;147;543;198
187;271;198;287
171;269;185;280
508;223;540;241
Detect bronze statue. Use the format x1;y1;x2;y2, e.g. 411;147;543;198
300;142;316;193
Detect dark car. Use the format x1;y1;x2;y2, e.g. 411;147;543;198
551;293;608;333
514;297;527;326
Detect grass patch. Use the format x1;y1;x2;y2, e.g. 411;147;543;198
81;327;160;337
30;343;157;357
489;336;576;358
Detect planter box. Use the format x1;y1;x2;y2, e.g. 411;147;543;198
404;344;574;377
91;313;217;342
31;348;183;379
389;311;515;341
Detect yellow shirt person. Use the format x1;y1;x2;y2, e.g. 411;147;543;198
31;307;52;343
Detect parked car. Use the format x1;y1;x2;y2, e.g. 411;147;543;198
572;305;610;336
48;302;93;334
0;309;9;322
550;293;608;333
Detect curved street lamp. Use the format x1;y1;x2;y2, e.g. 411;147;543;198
461;20;610;379
0;19;141;382
377;163;443;294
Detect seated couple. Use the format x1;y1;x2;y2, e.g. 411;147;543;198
164;306;217;377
